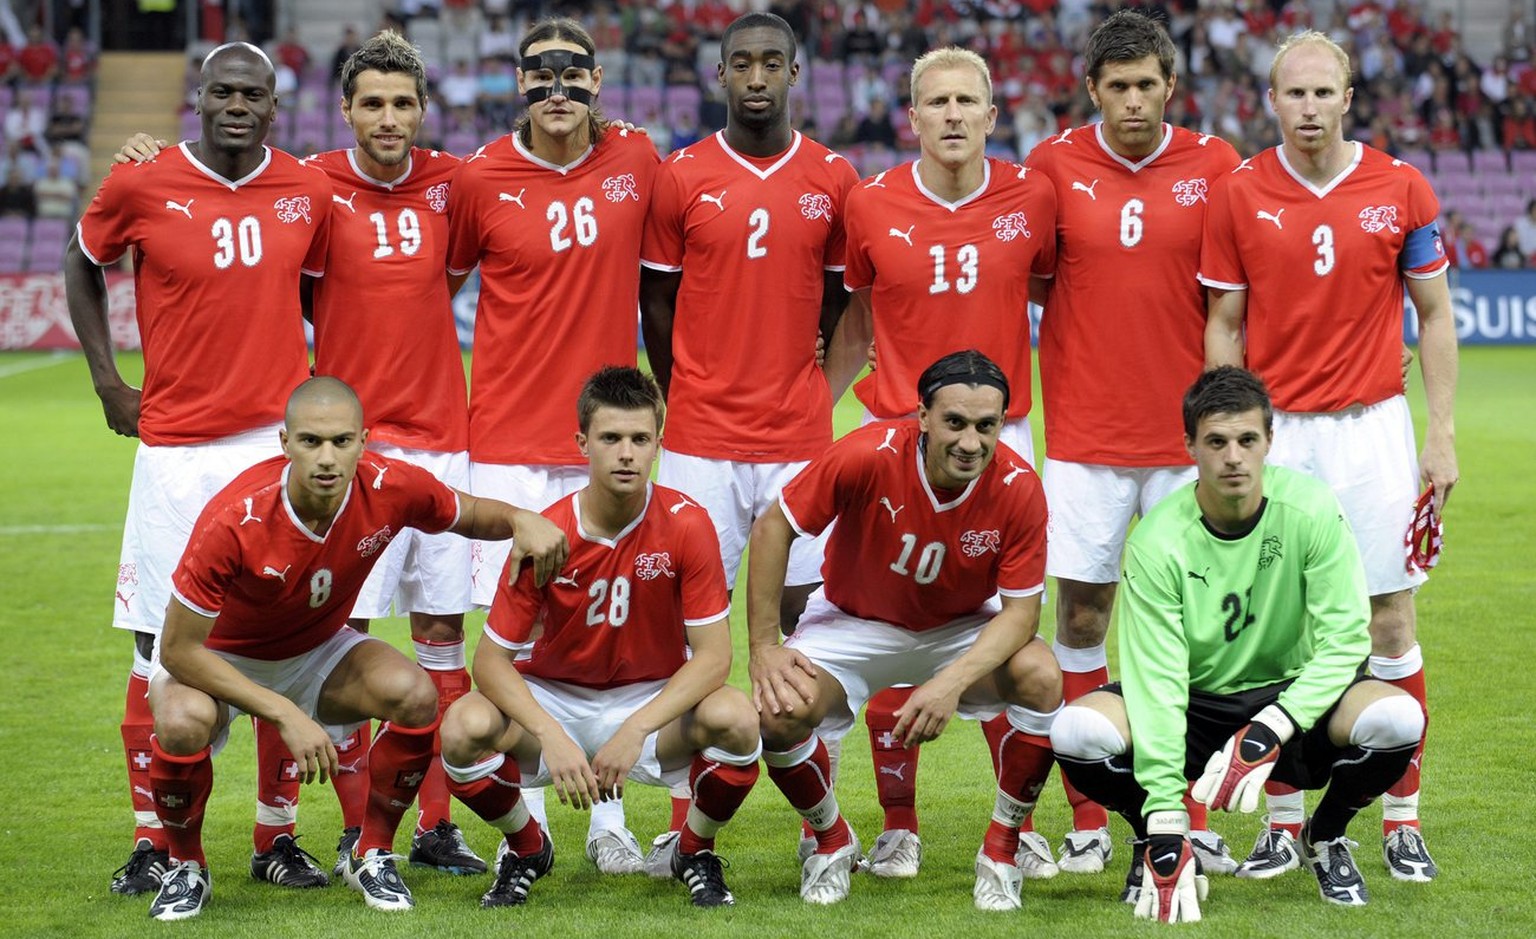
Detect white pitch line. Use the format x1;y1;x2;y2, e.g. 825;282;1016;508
0;352;76;379
0;524;118;535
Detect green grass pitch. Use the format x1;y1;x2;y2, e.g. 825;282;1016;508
0;347;1532;937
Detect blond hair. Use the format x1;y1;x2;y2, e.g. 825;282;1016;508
1269;30;1352;91
910;46;992;105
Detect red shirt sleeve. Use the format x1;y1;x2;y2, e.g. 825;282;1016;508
996;470;1049;596
485;561;542;646
76;162;140;265
1198;170;1247;289
1030;175;1058;277
301;175;332;276
822;159;860;270
640;159;686;270
445;158;483;275
679;512;730;626
779;431;870;536
396;460;462;534
171;506;243;617
842;185;875;291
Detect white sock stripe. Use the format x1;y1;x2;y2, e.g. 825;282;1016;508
761;736;818;768
134;811;163;828
701;742;762;766
1006;703;1060;737
414;639;467;671
685;804;725;838
1048;704;1125;760
1349;695;1425;750
1368;643;1424;680
443;752;505;785
255;803;297;826
1052;641;1109;673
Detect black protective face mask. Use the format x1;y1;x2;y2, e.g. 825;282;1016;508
521;50;597;106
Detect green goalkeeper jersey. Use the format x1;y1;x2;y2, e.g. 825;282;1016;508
1119;465;1372;814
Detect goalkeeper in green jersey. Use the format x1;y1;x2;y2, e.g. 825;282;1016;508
1050;366;1424;922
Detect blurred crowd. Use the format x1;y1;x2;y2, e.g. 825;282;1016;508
0;8;95;223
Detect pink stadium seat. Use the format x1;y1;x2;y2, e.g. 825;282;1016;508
1472;149;1510;174
665;85;701;127
1396;148;1432;173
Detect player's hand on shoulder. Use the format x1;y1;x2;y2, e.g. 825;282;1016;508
508;510;570;587
96;381;142;437
591;726;645;801
892;678;962;746
274;711;340;784
539;729;601;810
1134;828;1208;924
748;642;818;717
113;132;166;165
613;119;650;137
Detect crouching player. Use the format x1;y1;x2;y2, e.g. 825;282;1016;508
440;367;761;908
748;350;1063;909
144;377;568;920
1051;367;1424;922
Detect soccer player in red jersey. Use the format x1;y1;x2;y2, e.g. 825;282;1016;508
64;42;334;898
749;351;1063;909
1023;10;1242;879
1201;30;1457;883
638;11;857;872
445;15;660;871
832;46;1057;876
440;368;761;908
141;377;568;920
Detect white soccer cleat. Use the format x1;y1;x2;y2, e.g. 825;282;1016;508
1014;831;1060;880
643;830;680;880
1189;829;1239;875
1057;827;1113;873
1235;825;1301;879
343;849;414;911
148;860;211;921
1382;827;1438;882
973;850;1024;911
800;843;858;905
866;829;922;878
585;827;644;875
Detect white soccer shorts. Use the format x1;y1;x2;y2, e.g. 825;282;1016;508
1269;395;1427;596
657;448;828;588
350;444;472;619
514;676;685;789
468;461;588;608
113;425;282;636
1043;459;1196;583
149;625;374;757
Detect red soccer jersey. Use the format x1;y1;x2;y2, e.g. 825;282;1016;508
844;158;1056;421
780;421;1047;631
447;127;659;464
76;144;329;445
485;484;730;688
306;148;469;453
172;454;461;660
1026;124;1240;465
1199;143;1448;412
641;132;857;462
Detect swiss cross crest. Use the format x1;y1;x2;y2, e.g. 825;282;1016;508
425;182;449;213
279;759;301;781
273;195;312;223
118;563;139;586
959;529;1001;558
992;212;1031;242
634;552;675;580
357;526;394;558
1358;205;1402;234
1172;177;1208;206
799;192;833;221
602;173;639;202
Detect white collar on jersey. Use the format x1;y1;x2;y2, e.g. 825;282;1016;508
1276;140;1363;199
571;483;653;548
179;141;273;190
512;132;596;175
347;147;414;189
713;130;803;180
915;434;981;513
279;463;355;544
910;157;991;212
1093;121;1174;173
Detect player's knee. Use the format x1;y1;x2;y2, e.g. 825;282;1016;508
151;694;218;754
695;686;759;753
1348;692;1424;750
382;667;439;728
1002;640;1063;711
758;708;813;751
441;693;505;760
1056;582;1115;647
1051;701;1128;761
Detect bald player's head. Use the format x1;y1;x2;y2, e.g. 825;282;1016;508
285;376;364;429
201;41;276;85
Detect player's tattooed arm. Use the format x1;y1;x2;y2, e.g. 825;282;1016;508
745;504;819;715
639;267;681;396
1407;272;1459;510
1204;287;1247;369
64;233;140;436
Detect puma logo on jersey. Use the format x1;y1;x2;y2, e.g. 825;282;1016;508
825;152;846;164
879;497;904;523
876;428;899;453
888;225;914;246
670;494;699;514
1050;128;1076;145
699;189;727;211
164;198;194;218
239;498;262;526
467;146;490;162
365;462;388;489
864;171;888;189
1002;462;1028;486
1072;179;1099;200
498;189;526;208
333;192;358;213
262;565;291;583
1187;568;1209;586
1234;158;1256;172
1015;164;1030;179
671;150;695;162
554;568;580;587
1197;133;1214;147
1256;208;1285;229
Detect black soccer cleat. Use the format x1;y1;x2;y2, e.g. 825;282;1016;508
1301;819;1369;907
333;826;361;880
673;848;735;907
251;833;330;888
1120;838;1146;904
410;820;488;875
111;838;169;896
481;831;555;908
